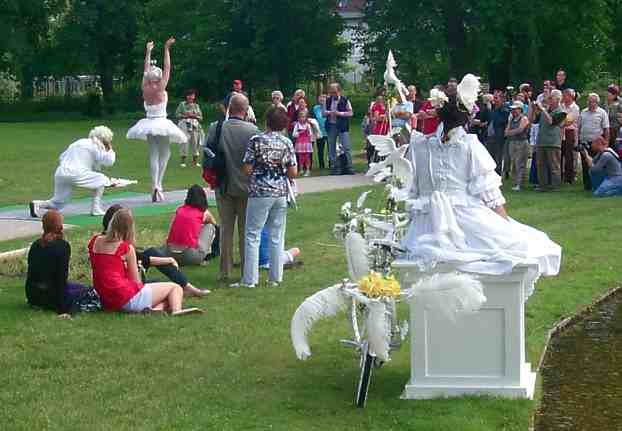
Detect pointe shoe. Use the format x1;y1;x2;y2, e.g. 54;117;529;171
156;190;165;202
91;205;106;216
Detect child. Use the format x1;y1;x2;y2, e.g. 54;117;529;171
292;109;314;177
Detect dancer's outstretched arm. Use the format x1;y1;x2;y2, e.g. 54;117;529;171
162;37;175;89
143;41;154;85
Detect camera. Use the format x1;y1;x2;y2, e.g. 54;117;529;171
575;141;591;152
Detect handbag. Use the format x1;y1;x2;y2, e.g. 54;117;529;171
202;120;226;189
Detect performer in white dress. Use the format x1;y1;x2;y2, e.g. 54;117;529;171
30;126;116;217
403;76;561;277
127;38;187;202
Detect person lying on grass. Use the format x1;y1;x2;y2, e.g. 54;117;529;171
101;205;210;297
88;208;202;315
25;209;99;318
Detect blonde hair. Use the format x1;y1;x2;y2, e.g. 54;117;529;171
105;208;135;244
144;66;163;81
89;125;114;147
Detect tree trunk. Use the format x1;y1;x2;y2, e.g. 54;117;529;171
442;1;468;77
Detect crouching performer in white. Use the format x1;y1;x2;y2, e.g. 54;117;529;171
127;38;187;202
403;74;561;278
30;126;116;217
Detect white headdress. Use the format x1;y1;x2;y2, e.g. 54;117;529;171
457;74;481;113
144;59;162;81
89;125;114;149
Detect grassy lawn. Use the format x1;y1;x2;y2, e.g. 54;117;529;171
0;120;369;208
1;121;621;430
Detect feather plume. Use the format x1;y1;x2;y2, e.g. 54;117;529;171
291;285;348;360
345;232;369;281
365;300;391;361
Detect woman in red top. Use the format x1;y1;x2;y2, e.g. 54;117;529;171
162;185;217;266
88;208;201;315
370;95;390;136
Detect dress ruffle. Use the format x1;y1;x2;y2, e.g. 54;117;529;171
127;118;188;144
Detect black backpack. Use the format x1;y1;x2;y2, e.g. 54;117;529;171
202;120;226;187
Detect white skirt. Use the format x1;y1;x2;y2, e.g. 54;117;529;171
127;118;188;144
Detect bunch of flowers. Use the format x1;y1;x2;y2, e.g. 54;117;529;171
358;272;401;298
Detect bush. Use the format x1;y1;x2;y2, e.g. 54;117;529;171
0;70;21;103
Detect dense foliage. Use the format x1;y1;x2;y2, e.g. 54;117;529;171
361;0;621;91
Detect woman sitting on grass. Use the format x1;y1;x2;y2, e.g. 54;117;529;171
88;208;201;315
160;185;218;266
102;205;209;297
25;210;96;316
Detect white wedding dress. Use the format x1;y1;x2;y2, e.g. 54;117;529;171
126;93;187;144
402;125;561;281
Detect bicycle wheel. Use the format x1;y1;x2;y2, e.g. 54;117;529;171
355;343;374;408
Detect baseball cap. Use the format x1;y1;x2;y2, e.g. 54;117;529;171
607;84;620;95
510;100;524;110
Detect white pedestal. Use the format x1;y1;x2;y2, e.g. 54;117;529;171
392;261;537;400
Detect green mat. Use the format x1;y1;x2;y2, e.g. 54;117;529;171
0;192;143;213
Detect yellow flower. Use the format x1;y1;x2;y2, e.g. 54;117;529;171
357;272;401;298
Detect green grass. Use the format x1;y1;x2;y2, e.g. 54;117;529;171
1;121;621;430
0;120;369;207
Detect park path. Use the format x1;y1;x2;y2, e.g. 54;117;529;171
0;174;374;242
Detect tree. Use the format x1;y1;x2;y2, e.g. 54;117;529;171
141;0;348;99
54;0;146;102
361;0;614;92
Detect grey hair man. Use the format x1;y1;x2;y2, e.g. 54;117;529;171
210;93;259;280
529;89;566;191
579;92;610;190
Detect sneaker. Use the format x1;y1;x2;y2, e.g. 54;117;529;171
268;281;280;288
91;206;106;216
180;163;187;168
195;162;201;168
259;264;270;270
229;282;256;289
303;171;311;177
511;185;520;192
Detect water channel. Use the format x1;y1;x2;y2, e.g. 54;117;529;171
535;291;622;430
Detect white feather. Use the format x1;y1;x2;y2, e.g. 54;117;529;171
367;135;397;157
291;285;348;360
408;272;487;321
356;190;372;209
457;74;481;113
345;232;369;281
428;88;449;108
365;300;391;362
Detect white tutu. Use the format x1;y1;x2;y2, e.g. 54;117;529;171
127;99;187;144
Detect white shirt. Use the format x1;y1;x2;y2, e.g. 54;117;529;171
579;107;609;143
58;138;115;173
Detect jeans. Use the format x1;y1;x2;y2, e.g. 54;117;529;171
242;197;288;285
486;134;506;176
593;175;622;197
327;125;352;172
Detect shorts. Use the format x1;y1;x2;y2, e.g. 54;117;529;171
122;286;153;313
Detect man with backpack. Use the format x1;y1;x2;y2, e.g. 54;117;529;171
204;93;259;281
580;136;622;197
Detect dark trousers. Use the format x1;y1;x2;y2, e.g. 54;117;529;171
486;135;506;176
561;129;577;184
580;147;595;191
140;248;188;287
316;137;327;169
536;146;562;189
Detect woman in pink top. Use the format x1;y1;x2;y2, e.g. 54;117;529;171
88;208;201;315
162;185;217;266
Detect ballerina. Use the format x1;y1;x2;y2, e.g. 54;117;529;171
127;38;187;202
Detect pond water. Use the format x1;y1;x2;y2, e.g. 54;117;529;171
535;292;622;430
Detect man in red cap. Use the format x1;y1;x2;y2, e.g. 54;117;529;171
607;84;622;148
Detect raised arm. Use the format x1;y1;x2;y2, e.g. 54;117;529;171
142;41;154;87
162;37;175;89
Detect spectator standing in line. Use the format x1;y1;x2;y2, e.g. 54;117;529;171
560;88;580;183
213;93;259;281
471;93;492;146
407;85;423;117
287;89;307;135
223;79;245;111
530;90;566;191
312;94;328;169
505;100;530;191
536;80;553;104
417;87;442;135
488;91;510;175
271;90;287;111
370;93;390;136
235;107;297;288
554;69;570;92
579;93;610;191
391;91;414;145
580;136;622;196
323;82;355;175
175;89;203;168
606;84;622;148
